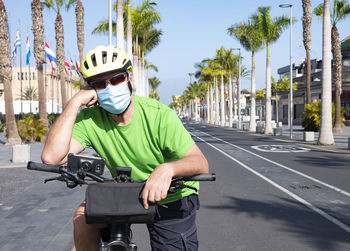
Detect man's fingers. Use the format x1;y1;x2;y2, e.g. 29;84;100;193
141;189;149;210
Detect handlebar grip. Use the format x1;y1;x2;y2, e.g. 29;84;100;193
183;173;216;181
27;161;61;173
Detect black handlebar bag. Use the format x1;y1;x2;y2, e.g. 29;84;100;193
85;182;156;224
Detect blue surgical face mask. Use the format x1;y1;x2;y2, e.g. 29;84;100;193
97;81;131;114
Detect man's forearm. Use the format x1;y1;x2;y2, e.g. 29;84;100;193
162;145;209;177
41;99;81;165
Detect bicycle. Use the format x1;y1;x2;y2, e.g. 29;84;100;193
27;153;215;251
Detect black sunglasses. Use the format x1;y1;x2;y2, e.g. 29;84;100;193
88;72;128;90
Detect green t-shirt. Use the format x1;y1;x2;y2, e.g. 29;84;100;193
72;95;197;204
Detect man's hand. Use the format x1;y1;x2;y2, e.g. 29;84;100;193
71;87;98;107
140;163;174;209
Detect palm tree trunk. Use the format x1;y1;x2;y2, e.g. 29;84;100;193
249;52;256;132
126;0;133;60
220;74;225;126
215;77;219;125
195;98;199;121
75;0;85;88
232;75;236;117
210;82;214;124
116;0;124;49
237;72;241;128
306;49;312;103
318;0;334;145
302;0;312;104
275;94;279;124
229;75;233;127
206;84;210;123
55;13;67;108
133;46;138;93
331;25;343;133
265;43;273;134
0;1;21;145
31;0;47;129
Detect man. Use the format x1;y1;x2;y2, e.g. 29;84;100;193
41;45;209;251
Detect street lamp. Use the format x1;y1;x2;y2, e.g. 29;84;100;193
233;48;241;129
279;3;293;139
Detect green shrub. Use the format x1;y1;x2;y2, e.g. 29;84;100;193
0;120;5;132
302;101;345;132
47;113;60;127
17;114;47;143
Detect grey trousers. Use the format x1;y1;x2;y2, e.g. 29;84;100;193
147;194;200;251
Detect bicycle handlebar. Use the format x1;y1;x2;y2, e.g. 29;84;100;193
27;161;61;173
27;160;215;184
183;173;216;182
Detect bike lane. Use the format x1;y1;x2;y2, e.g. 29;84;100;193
184;123;350;250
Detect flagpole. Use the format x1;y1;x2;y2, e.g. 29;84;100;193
27;28;32;113
19;21;23;114
51;65;54;114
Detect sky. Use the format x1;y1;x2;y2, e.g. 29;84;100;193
4;0;350;105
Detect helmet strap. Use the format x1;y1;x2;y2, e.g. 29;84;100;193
127;80;132;94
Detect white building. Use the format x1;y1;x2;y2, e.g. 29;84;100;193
0;66;79;114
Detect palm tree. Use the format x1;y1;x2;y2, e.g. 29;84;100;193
228;20;264;132
17;87;39;101
0;0;21;145
31;0;47;129
251;7;290;134
314;0;350;133
201;60;218;124
92;1;162;97
318;0;335;145
148;76;161;92
220;48;237;127
195;61;214;123
149;90;159;100
43;0;75;108
256;89;266;122
116;0;124;48
272;77;301;125
126;0;132;59
75;0;84;88
187;82;206;121
214;47;229;126
302;0;312;105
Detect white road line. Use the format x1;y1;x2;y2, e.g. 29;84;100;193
192;129;350;198
193;133;350;234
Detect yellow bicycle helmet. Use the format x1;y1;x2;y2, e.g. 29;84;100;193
81;45;132;83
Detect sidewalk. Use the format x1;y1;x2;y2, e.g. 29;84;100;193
0;132;96;168
277;124;350;152
196;120;350;154
1;123;349;168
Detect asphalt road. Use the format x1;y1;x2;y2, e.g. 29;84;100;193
1;122;350;250
185;121;350;251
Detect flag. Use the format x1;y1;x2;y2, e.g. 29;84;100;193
75;60;80;72
71;58;80;76
45;42;57;72
26;34;31;65
70;59;75;71
64;61;70;75
11;30;21;58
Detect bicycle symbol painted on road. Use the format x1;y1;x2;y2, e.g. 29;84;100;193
251;145;311;153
